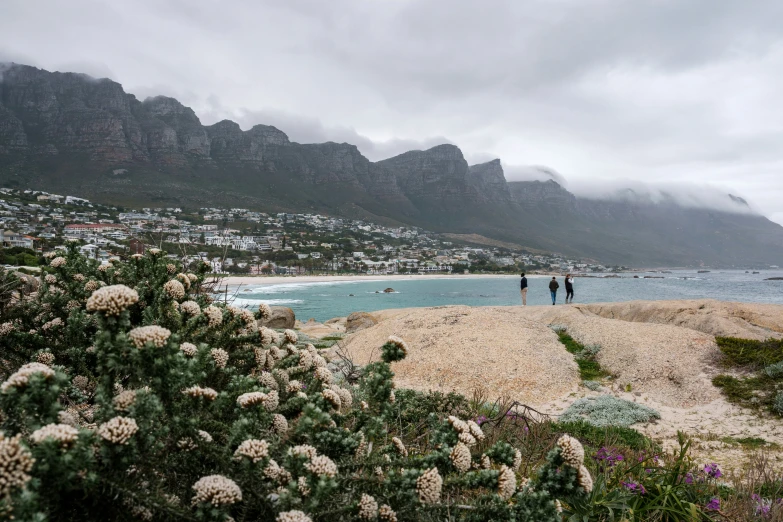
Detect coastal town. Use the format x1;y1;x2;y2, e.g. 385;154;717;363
0;187;623;275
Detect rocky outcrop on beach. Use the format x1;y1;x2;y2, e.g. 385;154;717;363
345;311;378;333
579;299;783;339
258;306;295;329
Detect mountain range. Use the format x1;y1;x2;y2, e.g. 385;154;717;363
1;63;782;267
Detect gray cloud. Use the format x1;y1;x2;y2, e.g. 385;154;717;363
1;0;782;223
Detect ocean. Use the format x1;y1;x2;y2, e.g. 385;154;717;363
226;270;783;322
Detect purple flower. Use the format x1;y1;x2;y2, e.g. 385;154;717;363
621;481;647;495
594;447;624;467
475;415;488;426
684;473;694;485
703;463;722;479
705;497;720;511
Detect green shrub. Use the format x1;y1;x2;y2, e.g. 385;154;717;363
582;380;601;391
554;329;610;381
0;245;595;521
715;336;783;368
559;396;660;428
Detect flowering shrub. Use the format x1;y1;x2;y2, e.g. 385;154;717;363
0;247;593;521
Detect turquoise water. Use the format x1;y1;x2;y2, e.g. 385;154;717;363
230;270;783;322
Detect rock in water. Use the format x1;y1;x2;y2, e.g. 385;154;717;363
383;288;395;293
346;311;378;333
259;307;295;329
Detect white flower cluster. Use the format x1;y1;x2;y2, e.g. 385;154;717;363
321;389;341;409
497;464;517;500
358;493;379;520
36;352;55;365
257;303;272;322
179;301;201;316
0;322;13;337
0;433;35;495
166;263;176;274
1;362;55;392
30;423;79;446
84;280;100;292
290;444;318;460
391;437;408;457
86;285;139;315
98;416;139;445
204;305;223;327
314;367;332;384
72;375;90;391
210;348;229;368
305;454;338;477
259;326;275;345
182;386;218;401
276;511;312;522
113;390;137;411
176;273;191;289
258;371;278;390
447;415;484;446
179;342;198;357
41;317;63;331
237;308;256;327
556;434;592;493
379;504;398;522
287;380;302;393
191;475;243;506
163;279;186;300
129;325;171;348
234;439;269;463
416;467;443;504
449;442;472;473
271;414;288;434
49;256;66;268
284;329;298;344
73;273;85;282
387;335;409;355
44;274;57;284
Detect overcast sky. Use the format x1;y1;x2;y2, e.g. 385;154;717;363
2;0;782;223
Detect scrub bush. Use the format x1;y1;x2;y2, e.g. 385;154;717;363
0;246;593;521
560;396;661;428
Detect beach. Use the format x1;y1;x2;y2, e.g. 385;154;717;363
220;273;546;287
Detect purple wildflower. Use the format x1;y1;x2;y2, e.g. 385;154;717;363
703;463;722;479
705;497;720;511
621;481;647;495
475;415;488;426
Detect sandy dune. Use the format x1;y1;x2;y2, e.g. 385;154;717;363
338;300;783;471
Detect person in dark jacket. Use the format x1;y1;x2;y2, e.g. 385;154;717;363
565;274;574;303
520;273;528;305
549;277;559;305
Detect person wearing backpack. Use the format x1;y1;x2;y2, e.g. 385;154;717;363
549;276;559;305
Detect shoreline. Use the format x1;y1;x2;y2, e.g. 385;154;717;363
219;273;549;287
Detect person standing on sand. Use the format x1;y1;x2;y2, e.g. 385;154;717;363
549;276;559;305
565;274;574;304
520;273;528;305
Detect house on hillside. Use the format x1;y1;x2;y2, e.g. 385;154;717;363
1;230;34;249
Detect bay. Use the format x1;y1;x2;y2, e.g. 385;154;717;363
227;270;783;322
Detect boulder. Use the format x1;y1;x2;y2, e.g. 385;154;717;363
259;306;295;329
346;311;378;333
383;288;395;293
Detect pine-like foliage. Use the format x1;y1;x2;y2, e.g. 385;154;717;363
0;246;591;521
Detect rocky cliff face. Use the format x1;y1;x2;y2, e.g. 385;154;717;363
2;62;783;267
468;159;511;202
